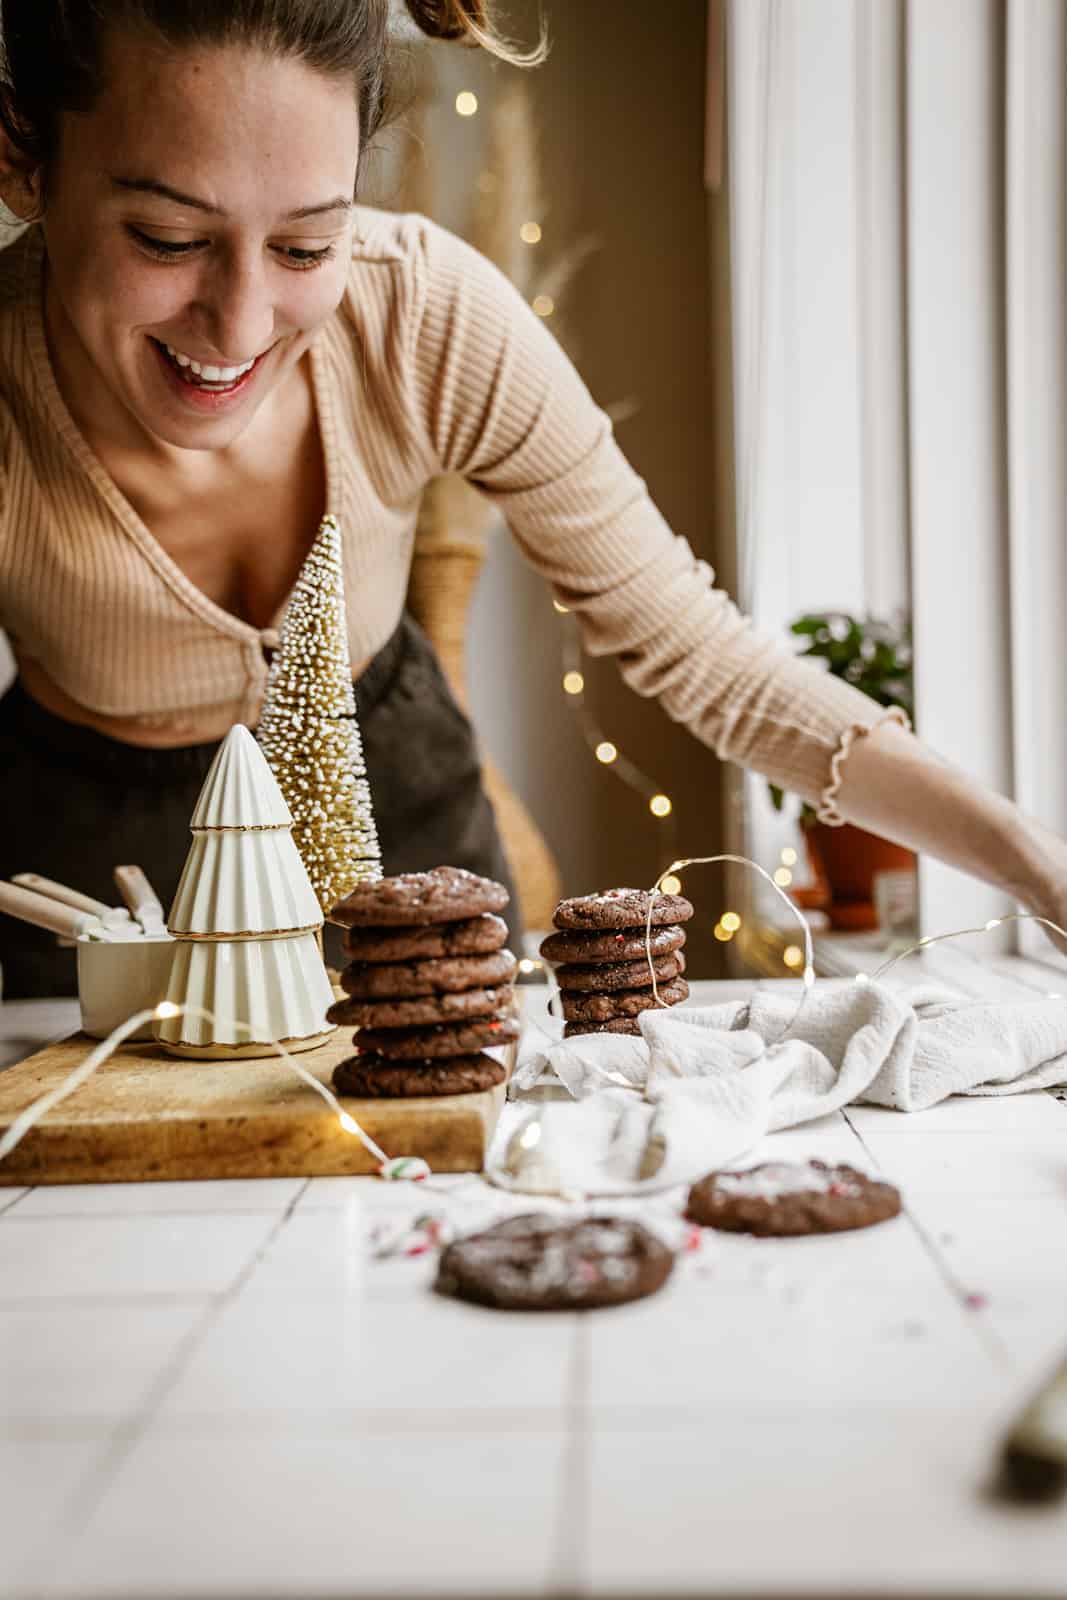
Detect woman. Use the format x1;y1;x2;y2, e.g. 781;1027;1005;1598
0;0;1062;998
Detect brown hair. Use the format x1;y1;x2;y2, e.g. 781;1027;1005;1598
0;1;546;192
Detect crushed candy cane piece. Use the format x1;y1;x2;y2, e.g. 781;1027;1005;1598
379;1156;431;1182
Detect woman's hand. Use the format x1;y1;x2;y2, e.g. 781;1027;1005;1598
831;721;1067;964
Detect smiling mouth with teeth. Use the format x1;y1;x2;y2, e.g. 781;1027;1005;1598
154;338;262;389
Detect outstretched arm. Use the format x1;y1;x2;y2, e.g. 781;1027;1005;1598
833;718;1067;933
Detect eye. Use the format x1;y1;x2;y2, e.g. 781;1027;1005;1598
127;226;203;258
272;243;338;270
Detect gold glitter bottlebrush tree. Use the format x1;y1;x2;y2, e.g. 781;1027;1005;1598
257;516;382;914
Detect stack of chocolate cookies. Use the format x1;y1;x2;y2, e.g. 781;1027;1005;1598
540;887;695;1038
327;866;520;1097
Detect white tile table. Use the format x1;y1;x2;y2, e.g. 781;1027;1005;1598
1;980;1065;1599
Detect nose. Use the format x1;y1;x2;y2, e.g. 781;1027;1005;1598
192;246;275;362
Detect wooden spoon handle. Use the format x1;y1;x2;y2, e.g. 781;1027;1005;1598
113;865;164;921
0;882;98;938
11;873;113;920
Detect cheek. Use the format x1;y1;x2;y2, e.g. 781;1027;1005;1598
276;258;350;333
55;241;190;340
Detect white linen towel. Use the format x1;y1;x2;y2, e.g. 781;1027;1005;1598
490;982;1067;1196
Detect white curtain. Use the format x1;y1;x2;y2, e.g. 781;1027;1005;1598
724;0;1067;949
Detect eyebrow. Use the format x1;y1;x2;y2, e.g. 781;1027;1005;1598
110;176;352;221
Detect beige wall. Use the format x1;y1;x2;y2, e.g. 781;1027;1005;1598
465;1;730;964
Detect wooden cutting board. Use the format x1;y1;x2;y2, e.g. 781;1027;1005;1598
0;1030;509;1185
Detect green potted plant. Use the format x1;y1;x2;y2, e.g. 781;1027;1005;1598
770;612;915;931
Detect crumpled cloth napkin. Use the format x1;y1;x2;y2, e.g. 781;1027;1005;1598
489;981;1067;1196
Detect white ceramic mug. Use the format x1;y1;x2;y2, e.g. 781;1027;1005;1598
76;936;175;1041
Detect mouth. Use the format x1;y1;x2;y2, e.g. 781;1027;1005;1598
150;337;273;402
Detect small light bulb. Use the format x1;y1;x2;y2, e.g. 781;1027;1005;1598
520;221;542;244
552;599;570;615
854;971;870;986
154;1001;180;1019
720;911;741;933
563;671;584;695
659;874;682;896
532;294;555;318
773;867;793;888
518;958;536;974
649;794;672;818
984;918;1002;931
780;846;798;866
595;741;618;764
713;924;733;942
338;1112;359;1135
782;944;803;969
455;91;478;117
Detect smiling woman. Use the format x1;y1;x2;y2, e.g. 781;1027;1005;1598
1;1;1064;1004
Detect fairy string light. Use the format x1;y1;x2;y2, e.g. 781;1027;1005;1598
854;911;1067;990
0;1001;429;1182
644;855;816;1045
557;607;681;872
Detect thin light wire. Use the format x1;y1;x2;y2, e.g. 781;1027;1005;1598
857;912;1067;987
558;612;680;869
0;1002;393;1170
645;855;816;1045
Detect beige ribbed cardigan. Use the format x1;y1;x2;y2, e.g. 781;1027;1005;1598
0;210;902;817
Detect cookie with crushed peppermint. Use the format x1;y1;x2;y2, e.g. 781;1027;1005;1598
328;984;513;1030
686;1160;902;1236
344;913;509;962
330;867;509;927
332;1053;506;1098
552;887;694;931
338;949;517;1000
563;1017;643;1038
540;924;686;965
354;1014;520;1059
555;951;685;993
561;977;690;1023
435;1214;674;1311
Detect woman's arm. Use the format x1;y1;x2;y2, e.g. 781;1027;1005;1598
399;214;1067;931
832;719;1067;931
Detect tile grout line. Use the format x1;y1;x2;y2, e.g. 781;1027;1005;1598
548;1315;589;1598
25;1178;313;1589
841;1108;1011;1367
0;1185;31;1217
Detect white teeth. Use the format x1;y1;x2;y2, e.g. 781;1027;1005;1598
162;343;257;382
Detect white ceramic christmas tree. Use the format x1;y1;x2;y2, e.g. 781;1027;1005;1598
154;725;336;1058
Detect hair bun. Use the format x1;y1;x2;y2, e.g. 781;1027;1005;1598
403;0;547;64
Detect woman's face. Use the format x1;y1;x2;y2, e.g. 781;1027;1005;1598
37;32;360;453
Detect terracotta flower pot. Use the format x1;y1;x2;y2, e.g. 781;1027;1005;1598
800;821;916;932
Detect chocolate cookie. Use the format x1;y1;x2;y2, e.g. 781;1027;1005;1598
555;951;685;993
561;977;689;1023
340;949;517;1001
344;914;509;963
540;924;686;965
563;1017;643;1038
685;1160;903;1236
332;1052;506;1098
330;866;509;928
435;1214;674;1311
328;985;512;1030
355;1014;520;1059
552;887;694;931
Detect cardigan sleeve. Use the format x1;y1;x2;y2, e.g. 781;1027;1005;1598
401;216;908;813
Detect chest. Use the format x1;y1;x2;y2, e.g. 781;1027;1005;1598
98;371;327;632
